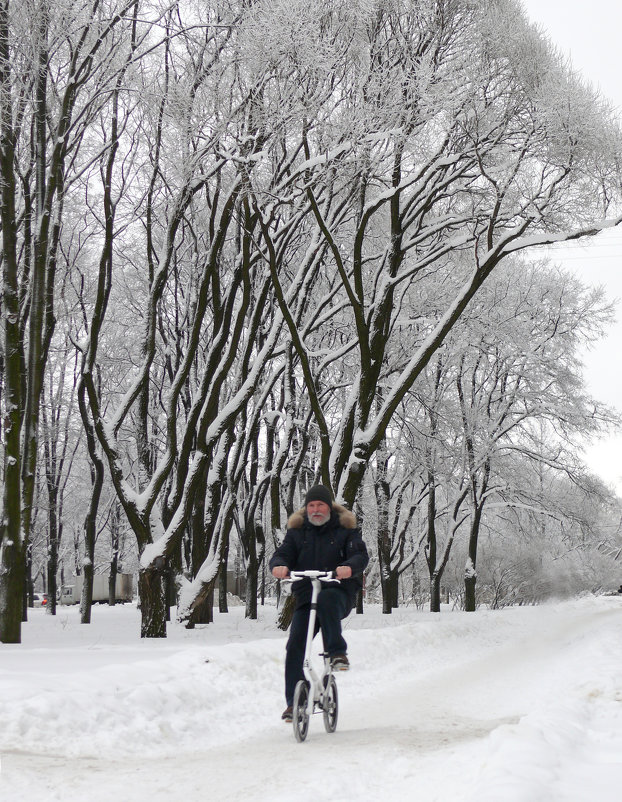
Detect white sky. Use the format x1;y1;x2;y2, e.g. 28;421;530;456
521;0;622;494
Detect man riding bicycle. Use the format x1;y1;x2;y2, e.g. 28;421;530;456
270;484;369;722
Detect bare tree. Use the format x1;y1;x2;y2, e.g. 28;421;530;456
40;339;81;614
246;0;622;512
1;0;143;641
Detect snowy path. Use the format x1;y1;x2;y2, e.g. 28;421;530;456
1;597;622;801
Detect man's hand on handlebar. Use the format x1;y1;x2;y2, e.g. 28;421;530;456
335;566;352;580
272;566;290;580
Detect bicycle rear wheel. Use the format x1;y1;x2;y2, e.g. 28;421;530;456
322;674;338;733
292;680;310;742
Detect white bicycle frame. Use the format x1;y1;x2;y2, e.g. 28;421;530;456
288;570;339;715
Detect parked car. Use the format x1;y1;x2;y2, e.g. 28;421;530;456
32;593;48;608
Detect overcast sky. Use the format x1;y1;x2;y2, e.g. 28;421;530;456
520;0;622;494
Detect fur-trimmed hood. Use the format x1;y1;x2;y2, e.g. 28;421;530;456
287;502;357;530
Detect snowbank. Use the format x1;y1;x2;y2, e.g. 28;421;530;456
1;596;621;801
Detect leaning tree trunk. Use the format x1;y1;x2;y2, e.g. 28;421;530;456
218;546;229;613
244;521;265;620
80;461;97;625
245;539;259;620
184;582;215;629
277;593;295;631
78;381;104;625
186;463;213;625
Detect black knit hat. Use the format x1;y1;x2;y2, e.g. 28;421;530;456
304;484;333;507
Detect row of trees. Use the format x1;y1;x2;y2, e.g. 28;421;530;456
2;0;622;641
26;255;622;618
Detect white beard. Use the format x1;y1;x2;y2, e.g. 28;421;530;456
308;511;330;526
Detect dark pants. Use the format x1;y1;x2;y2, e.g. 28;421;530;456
284;586;352;705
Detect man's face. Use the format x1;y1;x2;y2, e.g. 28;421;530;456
307;500;331;526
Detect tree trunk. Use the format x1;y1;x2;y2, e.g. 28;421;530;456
80;559;94;624
0;1;24;643
108;502;120;606
464;571;477;612
0;539;25;643
277;592;295;631
26;546;35;608
21;2;57;632
78;372;104;624
430;572;441;613
218;556;229;613
245;558;258;620
45;488;59;616
375;441;393;614
108;568;117;607
244;519;264;620
186;587;214;628
386;570;399;610
463;469;488;612
165;564;178;621
425;472;438;613
138;567;167;638
464;524;480;613
79;455;99;625
355;586;364;614
46;546;58;616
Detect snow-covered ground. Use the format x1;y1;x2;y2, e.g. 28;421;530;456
1;594;621;801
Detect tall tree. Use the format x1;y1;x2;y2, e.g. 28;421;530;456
246;0;622;511
0;0;23;642
0;0;143;642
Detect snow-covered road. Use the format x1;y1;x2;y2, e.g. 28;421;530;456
1;596;621;801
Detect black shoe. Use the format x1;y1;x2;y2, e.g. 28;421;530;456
281;705;293;722
331;654;350;671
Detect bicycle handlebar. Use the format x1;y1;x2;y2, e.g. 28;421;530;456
284;570;340;583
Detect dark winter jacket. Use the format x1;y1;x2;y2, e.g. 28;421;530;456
270;503;369;607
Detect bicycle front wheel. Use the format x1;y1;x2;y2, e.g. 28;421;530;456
322;674;338;733
292;680;310;742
